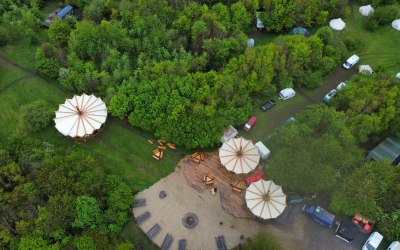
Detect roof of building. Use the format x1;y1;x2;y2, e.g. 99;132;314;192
57;5;73;18
367;137;400;163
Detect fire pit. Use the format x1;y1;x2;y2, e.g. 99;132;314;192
182;213;199;229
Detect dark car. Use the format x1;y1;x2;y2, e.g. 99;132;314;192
261;100;275;111
335;221;359;243
287;194;304;204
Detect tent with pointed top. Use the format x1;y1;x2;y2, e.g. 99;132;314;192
245;179;286;219
219;137;260;174
359;5;374;16
54;94;107;138
392;19;400;31
329;18;346;31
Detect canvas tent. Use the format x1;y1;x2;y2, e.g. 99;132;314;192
54;94;107;138
392;19;400;31
359;5;374;16
255;141;271;160
220;125;238;143
219;137;260;174
367;137;400;165
359;65;373;74
396;72;400;79
246;180;286;219
329;18;346;31
289;27;310;36
247;38;254;48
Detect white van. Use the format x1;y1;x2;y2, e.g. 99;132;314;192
362;232;383;250
279;88;296;100
388;241;400;250
343;55;360;69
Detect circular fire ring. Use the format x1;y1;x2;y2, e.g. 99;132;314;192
182;213;199;229
159;190;167;199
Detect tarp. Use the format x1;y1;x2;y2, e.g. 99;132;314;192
329;18;346;31
359;5;374;16
289;27;310;36
367;137;400;165
392;19;400;31
255;141;270;160
359;65;373;74
54;94;107;138
246;180;286;219
57;5;73;19
219;137;260;174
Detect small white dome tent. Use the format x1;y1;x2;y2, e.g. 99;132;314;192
247;38;254;48
329;18;346;31
359;65;373;75
359;5;374;16
392;19;400;31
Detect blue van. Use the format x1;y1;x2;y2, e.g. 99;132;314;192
301;204;335;228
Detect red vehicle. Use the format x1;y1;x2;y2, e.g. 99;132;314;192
245;171;265;186
352;214;374;234
243;116;257;132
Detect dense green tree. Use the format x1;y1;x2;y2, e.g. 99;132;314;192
72;196;103;229
20;100;53;132
48;20;72;47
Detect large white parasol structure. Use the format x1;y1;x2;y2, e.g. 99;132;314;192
392;19;400;31
329;18;346;31
245;180;286;219
219;137;260;174
359;5;374;16
54;94;107;138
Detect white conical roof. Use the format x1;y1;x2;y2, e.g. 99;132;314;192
392;19;400;31
359;5;374;16
246;180;286;219
219;137;260;174
54;94;107;138
359;65;373;74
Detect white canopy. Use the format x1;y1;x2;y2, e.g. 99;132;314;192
54;94;107;138
246;180;286;219
329;18;346;31
392;19;400;31
359;5;374;16
219;137;260;174
359;65;373;74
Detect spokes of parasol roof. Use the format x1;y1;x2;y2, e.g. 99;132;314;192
246;179;286;219
54;94;107;138
219;137;260;174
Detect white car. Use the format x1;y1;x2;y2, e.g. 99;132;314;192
336;80;349;91
362;232;383;250
388;241;400;250
323;89;337;103
343;55;359;69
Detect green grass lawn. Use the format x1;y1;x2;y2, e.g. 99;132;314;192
0;62;31;89
337;5;400;73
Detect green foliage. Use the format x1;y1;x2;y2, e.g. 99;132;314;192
267;105;363;194
343;36;361;51
74;235;96;250
83;0;107;23
377;209;400;242
72;196;103;229
239;231;282;250
48;20;72;47
20;100;53;132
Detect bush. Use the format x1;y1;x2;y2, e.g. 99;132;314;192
238;231;282;250
343;36;361;51
20;100;53;132
365;16;379;31
374;5;399;25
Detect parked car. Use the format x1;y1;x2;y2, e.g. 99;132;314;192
260;100;275;111
362;232;383;250
343;55;359;69
301;204;336;228
335;221;359;243
279;88;296;100
388;241;400;250
336;80;349;91
323;89;337;103
243;116;257;132
287;194;304;204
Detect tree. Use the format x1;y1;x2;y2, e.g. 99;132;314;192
20;100;53;132
267;105;363;194
72;196;103;229
48;20;72;47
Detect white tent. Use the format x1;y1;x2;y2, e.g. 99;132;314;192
54;94;107;138
359;65;373;74
247;38;254;48
219;137;260;174
256;12;264;29
246;180;286;219
220;125;238;143
392;19;400;31
255;141;270;160
396;72;400;79
329;18;346;31
359;5;374;16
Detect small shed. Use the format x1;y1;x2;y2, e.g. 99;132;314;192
255;141;270;160
367;137;400;165
220;125;238;143
57;5;73;20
